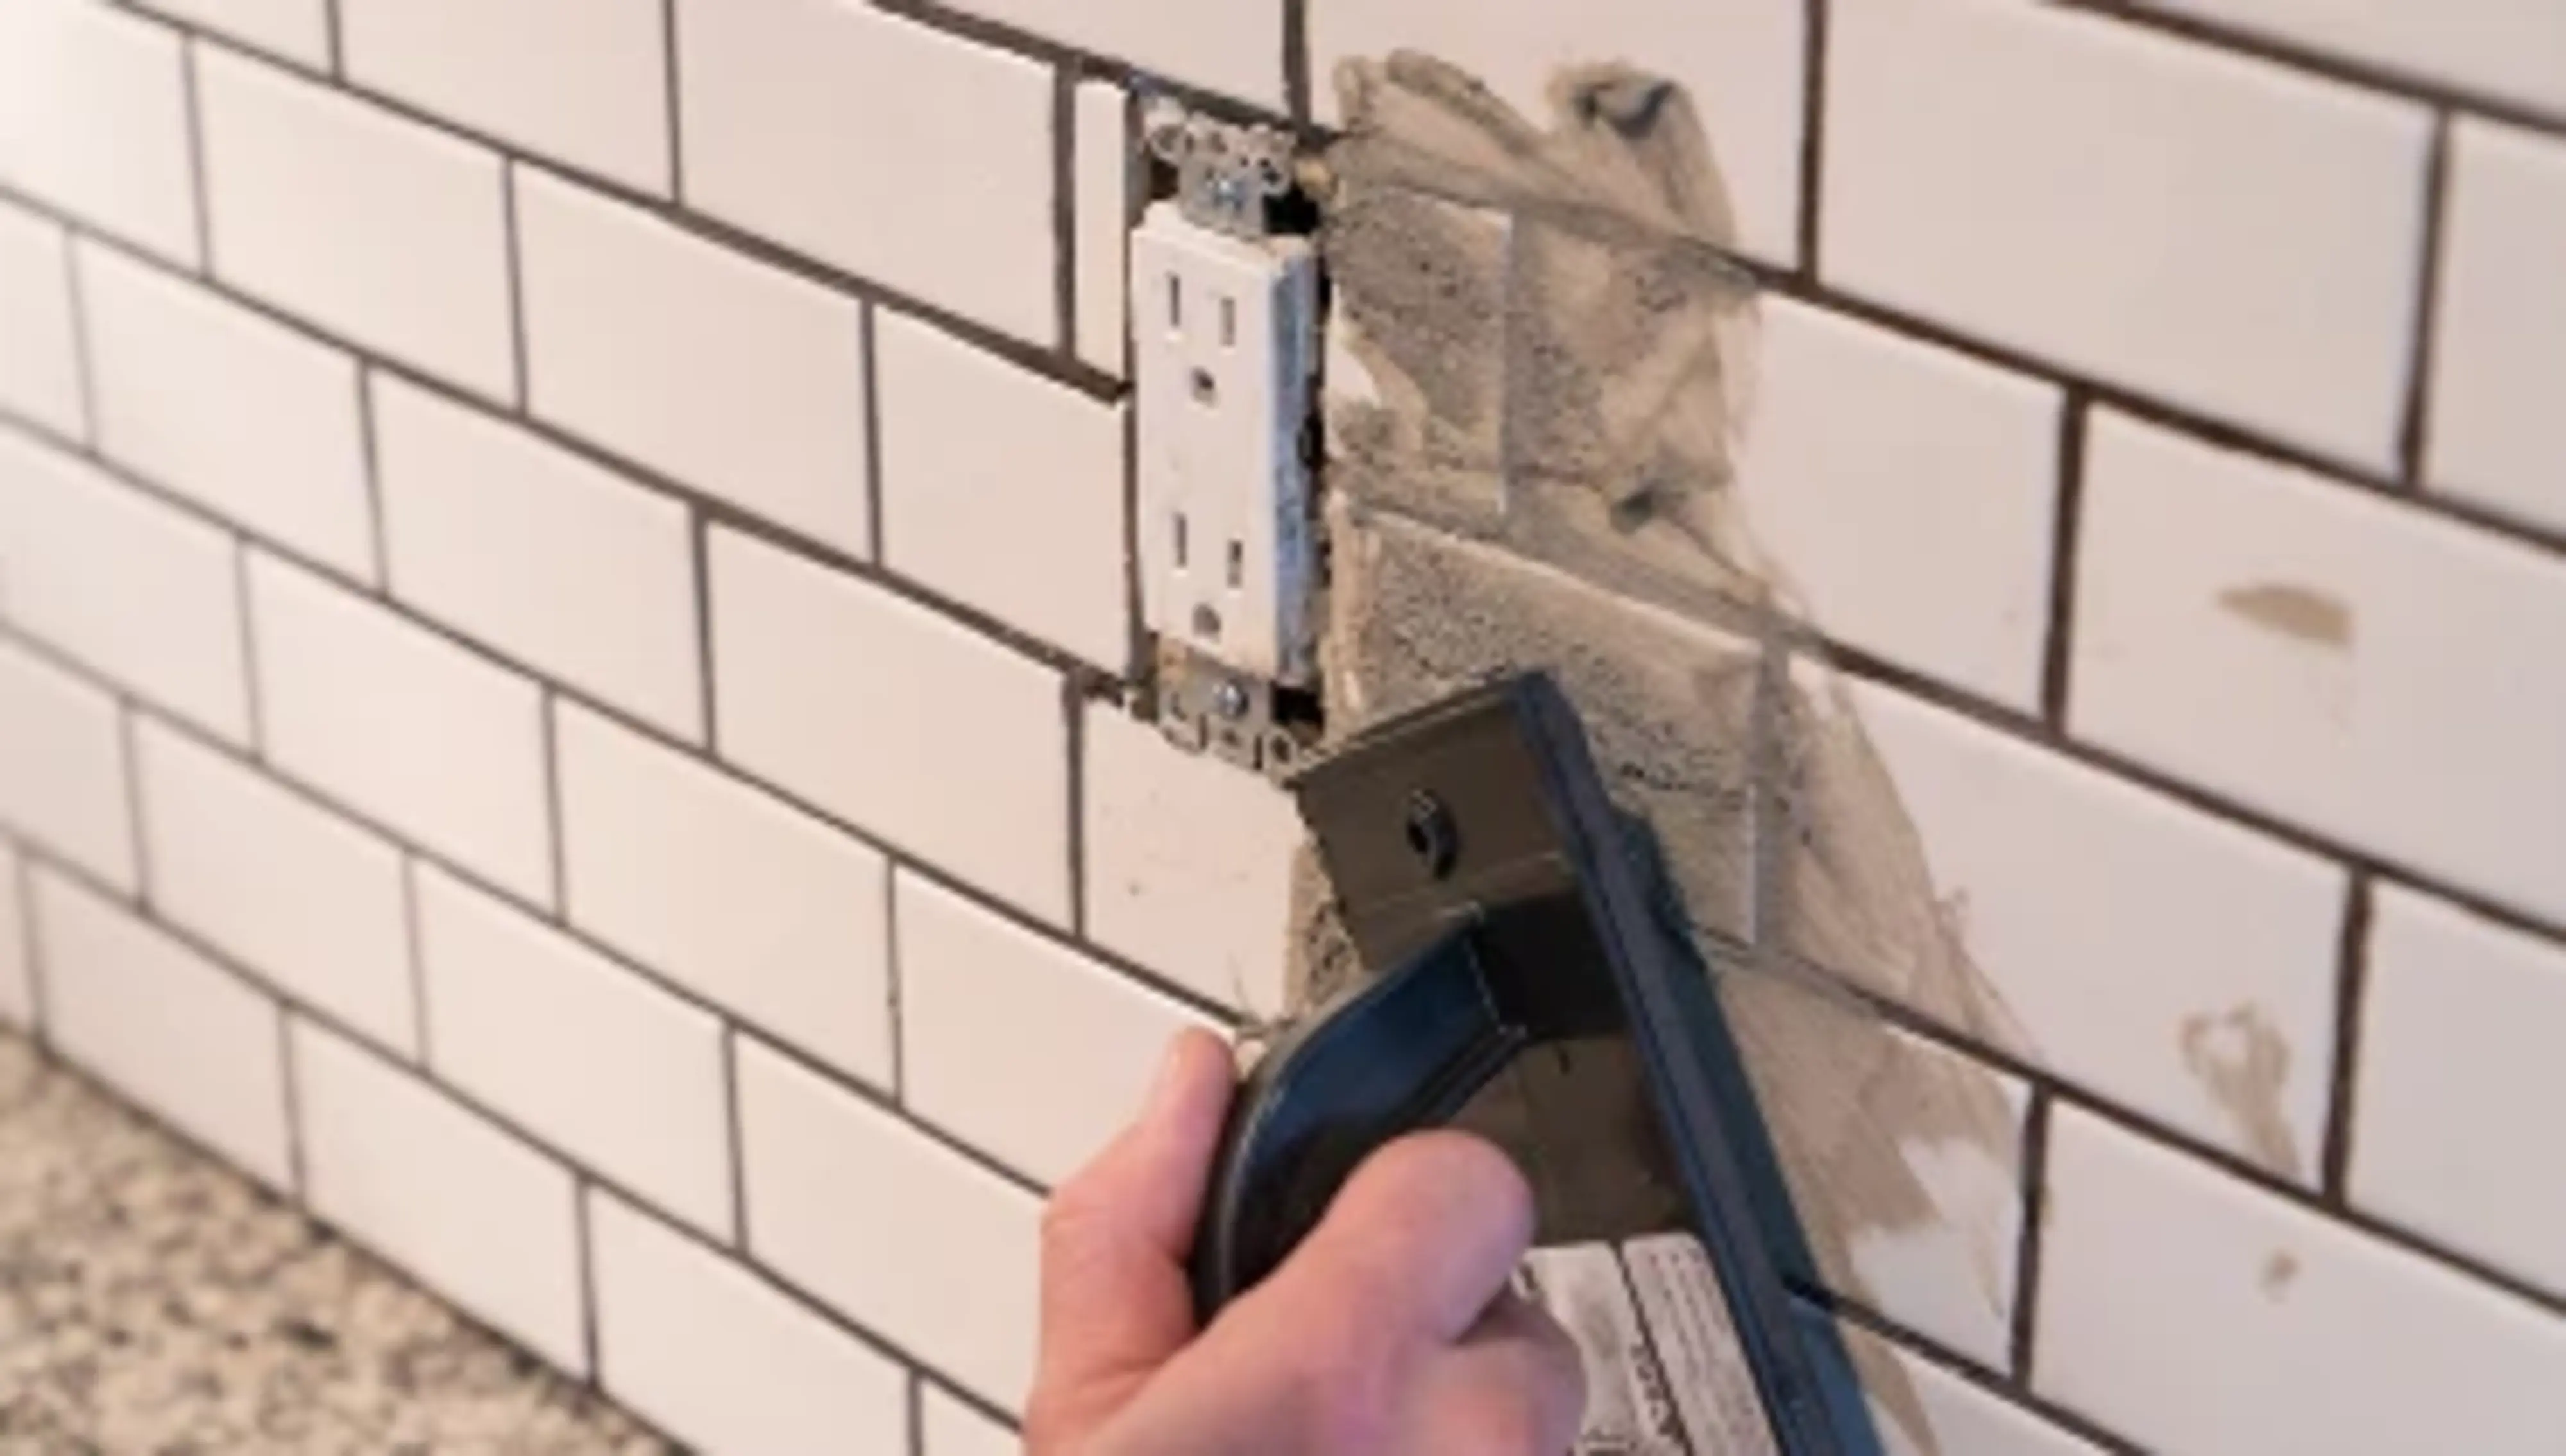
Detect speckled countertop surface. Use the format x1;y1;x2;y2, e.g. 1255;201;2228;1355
0;1031;670;1454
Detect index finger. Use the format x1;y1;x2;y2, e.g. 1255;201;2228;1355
1275;1130;1537;1342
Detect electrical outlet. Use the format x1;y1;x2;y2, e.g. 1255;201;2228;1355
1132;199;1321;686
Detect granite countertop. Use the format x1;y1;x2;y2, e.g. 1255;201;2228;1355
0;1031;668;1454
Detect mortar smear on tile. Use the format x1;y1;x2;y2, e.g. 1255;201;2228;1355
1304;54;2048;1452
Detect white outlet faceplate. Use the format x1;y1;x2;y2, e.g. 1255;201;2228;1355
1132;201;1321;686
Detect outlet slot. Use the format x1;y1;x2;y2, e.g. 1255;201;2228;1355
1173;512;1190;570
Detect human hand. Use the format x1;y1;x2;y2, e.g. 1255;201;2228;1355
1028;1028;1586;1455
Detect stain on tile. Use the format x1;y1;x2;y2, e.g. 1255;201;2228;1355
2180;1004;2304;1178
2262;1248;2302;1301
2220;582;2354;650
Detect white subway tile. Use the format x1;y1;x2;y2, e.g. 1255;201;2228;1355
943;0;1282;110
197;48;514;400
78;242;373;580
0;200;81;437
1812;675;2349;1180
135;0;331;69
898;872;1212;1186
2354;886;2566;1300
246;553;553;904
676;0;1055;343
416;866;733;1240
0;641;135;891
2134;0;2566;119
710;530;1071;924
33;868;291;1188
738;1040;1042;1412
372;375;701;740
557;703;892;1088
1824;1;2430;470
289;1017;588;1373
1804;1314;2103;1456
1082;704;1297;1017
1073;81;1130;380
2070;411;2566;928
0;1;199;265
2427;119;2566;536
2035;1105;2566;1453
342;0;672;195
0;433;250;742
922;1387;1021;1456
1309;0;1806;267
516;170;871;558
876;314;1129;669
133;719;413;1057
1737;299;2062;711
590;1189;909;1456
0;845;26;1028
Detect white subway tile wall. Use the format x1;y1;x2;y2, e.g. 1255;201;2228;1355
195;46;518;400
289;1017;590;1373
515;167;874;558
371;372;704;740
339;0;674;197
0;200;82;439
31;869;293;1189
2427;118;2566;534
589;1189;910;1455
0;1;2560;1450
76;242;375;580
0;431;251;742
0;1;200;266
416;866;735;1240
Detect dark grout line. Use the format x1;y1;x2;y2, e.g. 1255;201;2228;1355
116;706;157;910
58;235;101;449
2397;114;2454;487
321;0;346;77
1803;1284;2147;1456
1281;0;1312;128
2037;394;2089;729
573;1177;605;1380
353;364;391;589
1062;679;1091;939
1052;67;1078;357
276;1001;311;1198
1737;266;2566;566
537;691;570;911
1735;935;2566;1326
720;1025;751;1249
736;1021;1050;1203
659;0;686;201
2049;0;2566;143
399;856;432;1067
860;306;888;565
498;161;532;411
0;556;1240;1045
906;1372;928;1456
883;868;908;1105
0;281;1116;689
231;538;267;752
1810;633;2566;949
1795;0;1830;277
177;38;217;278
2007;1089;2053;1383
2319;874;2377;1201
688;510;719;747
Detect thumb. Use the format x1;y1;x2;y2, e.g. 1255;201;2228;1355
1032;1028;1235;1435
